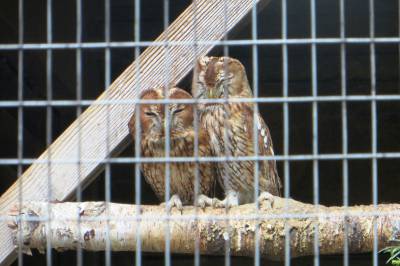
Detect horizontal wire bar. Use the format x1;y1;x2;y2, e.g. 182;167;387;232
1;208;398;223
1;95;400;108
1;37;400;50
1;152;400;165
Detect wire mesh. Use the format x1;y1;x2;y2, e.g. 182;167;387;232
0;0;399;265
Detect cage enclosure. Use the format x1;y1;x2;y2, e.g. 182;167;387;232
0;0;399;265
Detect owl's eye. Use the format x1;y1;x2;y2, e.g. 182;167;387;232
220;72;233;81
173;108;184;114
144;111;157;117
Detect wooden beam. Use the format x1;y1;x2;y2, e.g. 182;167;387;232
0;0;270;264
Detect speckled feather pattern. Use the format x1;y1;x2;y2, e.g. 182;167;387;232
140;132;215;203
193;56;282;204
201;103;281;203
129;87;215;204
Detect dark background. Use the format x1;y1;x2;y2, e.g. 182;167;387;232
0;0;399;265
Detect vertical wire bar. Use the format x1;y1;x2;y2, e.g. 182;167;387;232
75;0;83;264
46;0;53;265
17;0;24;265
104;0;112;265
222;1;229;57
250;1;261;266
222;2;231;266
339;0;349;265
191;1;201;266
163;2;171;266
75;0;82;118
133;0;142;265
281;0;291;265
193;91;201;266
368;0;378;265
310;0;320;265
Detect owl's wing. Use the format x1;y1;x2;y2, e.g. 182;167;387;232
242;104;282;196
197;129;219;198
257;112;282;196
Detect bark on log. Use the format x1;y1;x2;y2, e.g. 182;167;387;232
7;195;400;260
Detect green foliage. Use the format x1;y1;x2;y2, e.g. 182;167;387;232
381;246;400;265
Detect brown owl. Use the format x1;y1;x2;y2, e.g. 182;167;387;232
192;56;282;208
128;86;215;210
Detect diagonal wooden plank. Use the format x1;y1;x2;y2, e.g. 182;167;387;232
0;0;270;264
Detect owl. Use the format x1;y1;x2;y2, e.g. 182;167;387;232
128;86;215;211
192;56;282;208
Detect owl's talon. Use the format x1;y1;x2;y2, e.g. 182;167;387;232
211;198;224;208
160;194;183;213
257;192;275;209
212;191;239;209
196;194;213;209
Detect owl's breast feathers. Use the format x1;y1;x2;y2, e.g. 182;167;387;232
140;130;215;203
201;102;282;197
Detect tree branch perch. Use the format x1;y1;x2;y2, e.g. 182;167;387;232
8;195;400;260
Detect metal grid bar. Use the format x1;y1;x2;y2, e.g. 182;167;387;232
17;0;24;265
369;1;379;266
309;0;320;265
191;2;201;266
251;1;261;266
1;152;400;165
3;208;400;223
45;0;54;265
2;94;400;108
222;0;232;266
133;1;142;266
218;1;231;266
162;1;172;266
75;0;83;265
339;0;350;265
281;0;291;265
1;37;400;50
104;0;112;265
222;1;232;265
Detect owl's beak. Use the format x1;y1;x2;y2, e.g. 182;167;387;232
207;87;217;99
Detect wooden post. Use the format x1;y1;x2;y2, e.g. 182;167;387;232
0;0;270;264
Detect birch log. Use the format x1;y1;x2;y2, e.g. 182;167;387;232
8;195;400;260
